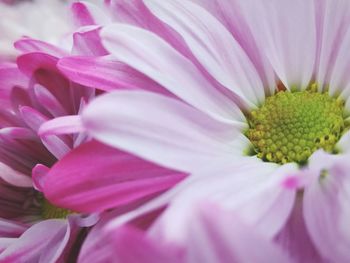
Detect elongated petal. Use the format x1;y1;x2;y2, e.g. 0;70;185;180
43;140;186;213
83;91;246;172
191;0;275;92
315;1;350;90
146;0;264;107
101;23;243;122
303;151;350;263
239;0;316;90
112;161;297;242
58;56;168;94
186;205;292;263
0;219;67;263
39;115;84;136
14;38;67;57
0;162;32;187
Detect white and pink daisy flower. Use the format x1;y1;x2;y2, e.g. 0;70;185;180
45;0;350;261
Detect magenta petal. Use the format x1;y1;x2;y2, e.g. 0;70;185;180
57;56;168;94
43;140;186;213
14;38;67;57
72;28;108;56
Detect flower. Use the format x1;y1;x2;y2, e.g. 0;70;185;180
51;0;350;261
0;3;186;260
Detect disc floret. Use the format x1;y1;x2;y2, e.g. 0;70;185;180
246;90;347;164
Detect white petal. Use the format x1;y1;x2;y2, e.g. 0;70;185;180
83;91;247;173
101;23;244;123
145;0;265;107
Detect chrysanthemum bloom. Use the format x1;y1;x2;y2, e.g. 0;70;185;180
78;205;291;263
0;12;186;261
50;0;350;261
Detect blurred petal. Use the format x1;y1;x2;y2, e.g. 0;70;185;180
43;140;186;213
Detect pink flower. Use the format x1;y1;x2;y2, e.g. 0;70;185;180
51;0;350;261
0;7;186;261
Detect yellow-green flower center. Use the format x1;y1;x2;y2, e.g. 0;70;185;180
41;199;71;219
246;90;347;164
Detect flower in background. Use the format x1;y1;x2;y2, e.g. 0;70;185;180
0;2;186;261
0;0;71;59
48;0;350;261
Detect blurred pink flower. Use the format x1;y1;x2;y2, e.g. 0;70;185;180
0;30;185;261
48;0;350;262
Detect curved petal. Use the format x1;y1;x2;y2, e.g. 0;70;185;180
303;151;350;263
57;56;168;94
14;37;67;57
0;162;32;187
145;162;297;243
190;0;275;93
145;0;265;107
43;140;186;213
0;219;67;263
82;91;246;173
185;205;292;263
101;23;243;122
239;0;317;90
315;1;350;90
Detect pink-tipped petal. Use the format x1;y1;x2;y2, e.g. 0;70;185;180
71;2;110;27
43;140;186;213
83;91;246;173
101;23;244;122
145;0;264;107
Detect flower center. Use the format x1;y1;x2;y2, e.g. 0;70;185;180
41;199;71;219
246;89;347;164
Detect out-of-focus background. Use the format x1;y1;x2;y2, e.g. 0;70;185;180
0;0;71;59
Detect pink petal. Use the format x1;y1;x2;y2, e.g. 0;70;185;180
57;56;168;94
185;205;292;263
239;0;317;90
0;162;32;187
191;0;275;93
72;27;108;56
148;162;297;243
275;195;324;262
303;151;350;262
0;219;67;263
146;0;265;107
71;2;110;27
82;91;245;173
79;225;181;263
101;23;244;122
14;37;67;57
43;140;186;213
39;115;84;136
